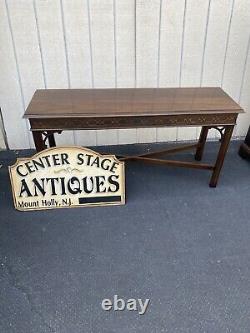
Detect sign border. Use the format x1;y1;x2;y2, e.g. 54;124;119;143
9;146;125;211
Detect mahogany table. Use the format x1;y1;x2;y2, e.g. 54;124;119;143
24;87;243;187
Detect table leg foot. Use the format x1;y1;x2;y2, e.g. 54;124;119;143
209;125;234;187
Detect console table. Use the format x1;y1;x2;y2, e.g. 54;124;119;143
24;87;243;187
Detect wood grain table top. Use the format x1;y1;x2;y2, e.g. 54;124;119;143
24;87;243;119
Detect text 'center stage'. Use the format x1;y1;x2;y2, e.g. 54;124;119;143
9;146;125;211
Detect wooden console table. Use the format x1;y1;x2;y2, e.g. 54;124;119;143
24;87;243;187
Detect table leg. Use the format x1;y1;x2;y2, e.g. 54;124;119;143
48;132;56;147
195;126;209;161
32;131;45;152
209;125;234;187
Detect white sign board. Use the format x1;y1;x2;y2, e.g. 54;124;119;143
9;146;125;211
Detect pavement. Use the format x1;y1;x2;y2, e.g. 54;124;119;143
0;141;250;333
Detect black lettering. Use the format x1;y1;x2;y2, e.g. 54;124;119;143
85;154;92;166
82;176;94;194
33;178;46;196
46;178;59;195
19;179;32;197
42;155;51;167
110;162;118;173
17;165;28;177
91;156;100;168
101;158;111;171
52;154;61;166
96;176;106;193
61;153;69;165
25;161;35;173
33;158;45;171
77;153;84;165
108;175;120;192
67;177;81;194
59;177;66;195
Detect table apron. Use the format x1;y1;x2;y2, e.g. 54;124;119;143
29;113;238;131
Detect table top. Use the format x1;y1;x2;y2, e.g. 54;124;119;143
24;87;243;119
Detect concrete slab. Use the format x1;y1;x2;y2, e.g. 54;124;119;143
0;141;250;332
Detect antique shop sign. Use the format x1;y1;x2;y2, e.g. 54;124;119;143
9;147;125;211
